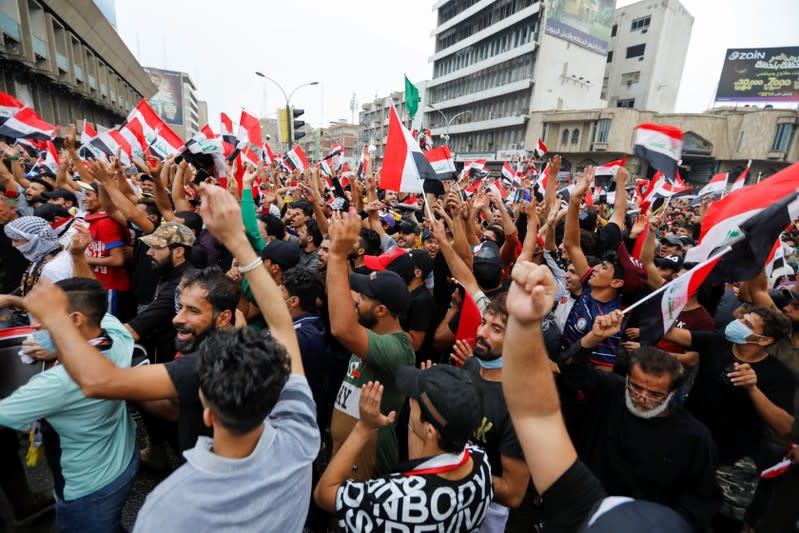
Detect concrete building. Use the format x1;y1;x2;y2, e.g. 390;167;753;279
197;99;208;129
359;83;428;161
326;120;358;158
425;0;610;162
603;0;694;112
0;0;154;133
528;106;798;184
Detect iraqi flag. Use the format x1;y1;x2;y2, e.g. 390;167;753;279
729;161;751;192
220;112;237;157
380;105;433;193
184;124;227;178
34;141;59;175
687;161;799;264
127;100;183;158
454;283;482;360
462;159;486;179
357;145;369;179
486;179;508;199
533;137;548;159
0;107;56;140
90;129;130;165
636;253;724;346
79;120;105;159
765;238;787;280
502;161;516;182
285;145;309;172
236;110;262;168
634;123;683;182
262;142;275;165
594;156;627;177
424;145;456;180
0;92;24;126
698;172;729;196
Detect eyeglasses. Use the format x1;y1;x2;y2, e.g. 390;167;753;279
626;377;669;403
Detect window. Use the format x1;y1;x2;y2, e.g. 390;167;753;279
596;119;611;143
611;24;617;37
606;51;613;63
626;44;646;59
621;71;640;85
617;98;635;108
571;129;580;144
771;124;795;152
561;129;569;145
631;16;651;31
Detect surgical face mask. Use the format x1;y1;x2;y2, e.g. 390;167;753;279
31;329;57;353
724;320;758;345
477;356;503;369
625;387;674;419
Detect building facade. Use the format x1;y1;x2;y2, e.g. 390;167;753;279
359;85;428;160
0;0;154;133
425;0;609;162
603;0;693;112
528;106;799;184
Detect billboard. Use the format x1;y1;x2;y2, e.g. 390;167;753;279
544;0;617;55
143;67;184;125
715;47;799;103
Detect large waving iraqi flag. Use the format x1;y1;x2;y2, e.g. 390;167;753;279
0;107;56;140
380;105;434;193
634;123;683;183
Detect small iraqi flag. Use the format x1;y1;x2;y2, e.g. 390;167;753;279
634;123;683;183
380;105;434;193
0;106;56;140
698;172;728;197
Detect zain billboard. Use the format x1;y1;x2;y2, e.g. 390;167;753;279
544;0;617;55
715;47;799;103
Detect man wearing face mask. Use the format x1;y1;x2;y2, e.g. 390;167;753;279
449;294;532;533
665;307;795;532
0;278;138;532
4;215;74;294
559;310;721;530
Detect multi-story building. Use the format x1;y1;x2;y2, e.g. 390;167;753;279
426;0;611;162
359;83;428;161
326;120;358;158
143;67;199;140
528;106;799;184
0;0;154;133
197;100;208;129
603;0;694;112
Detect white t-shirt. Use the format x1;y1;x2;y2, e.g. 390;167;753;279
39;250;74;283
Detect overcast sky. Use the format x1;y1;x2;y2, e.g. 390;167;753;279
115;0;797;131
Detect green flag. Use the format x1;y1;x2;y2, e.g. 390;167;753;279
404;75;419;120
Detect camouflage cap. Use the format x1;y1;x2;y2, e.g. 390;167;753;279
139;222;196;248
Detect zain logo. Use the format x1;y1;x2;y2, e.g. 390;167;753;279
729;50;765;61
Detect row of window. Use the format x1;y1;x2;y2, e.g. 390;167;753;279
439;0;482;26
447;125;528;153
610;14;652;37
436;0;535;52
426;91;531;130
429;54;534;103
772;124;795;152
433;19;537;78
560;128;580;145
1;0;140;111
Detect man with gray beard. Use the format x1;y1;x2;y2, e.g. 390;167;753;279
556;310;721;531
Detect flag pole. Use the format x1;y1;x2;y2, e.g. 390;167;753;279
621;245;732;316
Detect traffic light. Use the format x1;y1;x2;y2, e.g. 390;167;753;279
277;107;290;144
292;107;306;141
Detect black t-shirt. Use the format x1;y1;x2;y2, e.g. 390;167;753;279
164;353;210;452
557;362;720;530
401;285;434;334
687;331;795;465
539;459;606;532
131;238;160;307
462;358;524;476
0;225;27;294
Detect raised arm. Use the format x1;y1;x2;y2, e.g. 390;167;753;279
198;183;303;375
608;166;629;229
563;169;592;278
91;161;155;234
542;154;561;220
503;261;576;493
326;211;371;357
151;159;176;221
171;161;191;213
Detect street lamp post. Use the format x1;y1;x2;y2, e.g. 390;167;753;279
427;104;472;144
255;72;318;149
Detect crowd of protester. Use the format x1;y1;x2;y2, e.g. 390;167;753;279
0;127;797;533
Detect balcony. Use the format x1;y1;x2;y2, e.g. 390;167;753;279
430;79;532;110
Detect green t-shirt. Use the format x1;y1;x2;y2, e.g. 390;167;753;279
333;329;415;475
0;314;136;501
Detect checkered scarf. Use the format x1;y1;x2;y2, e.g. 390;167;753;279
4;216;60;262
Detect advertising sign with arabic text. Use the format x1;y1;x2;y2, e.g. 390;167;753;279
715;47;799;102
544;0;616;55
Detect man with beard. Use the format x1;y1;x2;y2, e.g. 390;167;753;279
557;310;721;530
327;212;415;480
449;294;531;533
125;222;196;363
45;266;242;453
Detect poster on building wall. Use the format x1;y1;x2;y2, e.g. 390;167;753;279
715;47;799;102
544;0;617;55
143;67;184;125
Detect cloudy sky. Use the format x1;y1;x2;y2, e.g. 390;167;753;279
115;0;797;130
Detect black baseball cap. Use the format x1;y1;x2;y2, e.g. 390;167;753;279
660;235;683;248
42;188;78;205
34;203;70;222
397;220;421;235
396;365;483;443
409;249;434;278
582;497;691;532
654;254;683;271
364;246;415;284
349;270;410;315
259;239;301;270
